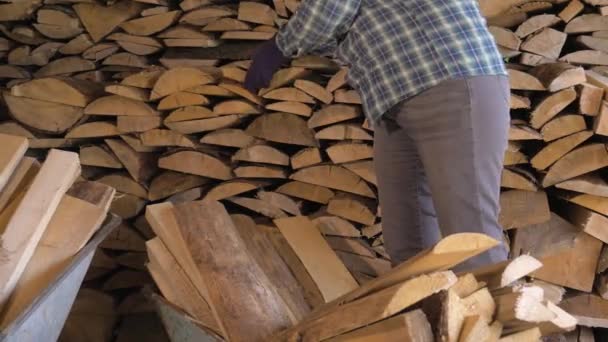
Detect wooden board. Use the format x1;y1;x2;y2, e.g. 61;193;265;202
0;134;28;193
0;149;80;309
274;216;358;303
499;190;551;229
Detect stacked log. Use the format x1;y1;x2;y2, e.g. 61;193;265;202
0;0;607;340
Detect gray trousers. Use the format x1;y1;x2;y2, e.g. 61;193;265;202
374;75;510;270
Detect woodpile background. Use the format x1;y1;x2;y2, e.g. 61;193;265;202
0;0;608;340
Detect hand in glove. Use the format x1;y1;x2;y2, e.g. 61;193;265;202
244;37;290;93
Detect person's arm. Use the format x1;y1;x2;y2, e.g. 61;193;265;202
276;0;361;57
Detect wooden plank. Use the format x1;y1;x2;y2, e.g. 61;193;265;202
0;134;28;193
173;201;293;341
0;181;113;327
0;157;39;213
274;216;358;303
0;149;80;309
326;310;433;342
560;294;608;328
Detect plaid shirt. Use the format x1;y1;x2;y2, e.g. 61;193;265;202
276;0;507;124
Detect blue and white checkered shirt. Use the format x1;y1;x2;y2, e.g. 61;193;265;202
276;0;507;124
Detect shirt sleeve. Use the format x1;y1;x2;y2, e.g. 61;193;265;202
276;0;361;58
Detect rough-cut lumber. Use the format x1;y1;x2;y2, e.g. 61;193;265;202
246;113;317;147
0;134;28;193
499;190;551;229
276;271;456;342
531;130;592;170
158;150;232;180
0;149;80;310
542;143;608;187
326;310;433;342
290;165;375;198
174;201;293;341
274;216;358;303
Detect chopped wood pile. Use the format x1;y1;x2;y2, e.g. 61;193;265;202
0;133;115;331
0;0;607;340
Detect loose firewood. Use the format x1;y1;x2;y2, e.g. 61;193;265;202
276;181;335;205
276;271;456;342
221;66;247;83
531;130;592;170
566;14;608;34
0;123;34;139
530;63;586;91
158;92;210;111
291;165;376;198
159;150;231;180
200;128;256;148
233;165;287;179
79;145;123;169
0;149;79;309
294;80;333;104
121;67;165;89
541;115;586;141
8;44;61;67
501;167;538;191
595;100;608;135
228;197;287;219
516;14;561;38
565;198;608;241
327;310;433;342
73;0;143;42
327;195;376;226
218;82;261;105
560;294;608;328
315;124;373;141
512;213;602;292
313;216;360;238
265;101;312;117
489;26;522;50
499;190;551;229
233;144;289;166
555;173;608;197
107;33;163;56
174;201;294;341
543;143;608;187
530;88;577;129
105;139;156;182
146;237;220;334
499;327;542;342
327;68;348;92
308;104;362;129
150;67;215;100
495;286;556;330
292;56;339;72
213;99;260;115
179;6;236;26
4;93;84;134
256;191;301;216
148;171;207;201
326;142;373;164
579;83;604;115
290;147;322;170
246;113;317;147
120;11;180;36
521;28;566;59
508;69;545;90
85;95;158;116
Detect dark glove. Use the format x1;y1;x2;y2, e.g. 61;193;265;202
244;37;290;93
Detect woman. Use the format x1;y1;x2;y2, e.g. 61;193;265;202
245;0;509;270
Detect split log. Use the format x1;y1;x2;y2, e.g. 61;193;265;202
97;173;147;199
508;69;545;90
105;139;157;183
560;294;608;328
73;1;143;42
327;195;376;226
228;197;287;219
530;88;577;129
80;145;123;169
150;67;215;100
561;50;608;65
158;150;232;180
515;14;561;38
565;199;608;242
66;122;120;139
530;63;586;91
555;173;608;197
565;14;608;34
4;93;84;134
290;165;376;198
326;142;373;164
521;28;567;60
276;181;335;205
85;95;158;116
10;77;103;107
117;116;161;133
531;130;592;170
499;190;551;229
314;216;361;238
233;145;289;166
308;105;362;129
501;168;538;191
0;134;28;193
541;114;586;141
120;11;180;36
35;56;95;77
246;113;317;147
542;143;608;187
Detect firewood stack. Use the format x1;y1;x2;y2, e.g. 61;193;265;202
0;0;607;340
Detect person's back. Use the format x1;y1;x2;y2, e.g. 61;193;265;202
245;0;511;270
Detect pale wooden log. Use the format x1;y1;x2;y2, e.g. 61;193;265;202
117;116;161;133
560;294;608;328
326;142;373;164
263;87;316;104
508;69;545;90
233;165;287;179
151;67;215;100
499;190;551;229
260;67;311;94
233;144;289;166
0;134;28;193
228;197;287;219
4;93;84;134
541;114;586;141
327;195;376;226
97;173;147;199
309;104;362;128
334;89;362;104
200;129;257;148
79;145;123;169
521;28;566;60
561;50;608;65
66;122;120;139
174;201;294;341
85;95;158;116
276;181;335;205
73;0;143;42
0;149;79;310
158;150;232;180
501;168;538;191
559;0;584;22
11;77;103;107
246;113;318;147
120;11;180;36
203;179;265;202
555;173;608;197
530;88;577;129
203;18;251;32
566;14;608;33
316;124;373;141
327;68;348;92
542;143;608;187
107;33;163;56
531;130;592;170
578;83;604;116
213;99;260;115
275;271;456;342
489;26;521;50
314;216;361;238
516;14;561;38
218;82;262;105
530;63;586;91
512;213;602;292
291;165;376;198
165;106;215;122
0;0;41;22
326;310;432;342
179;6;236;26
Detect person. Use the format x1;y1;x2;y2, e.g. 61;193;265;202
244;0;510;270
